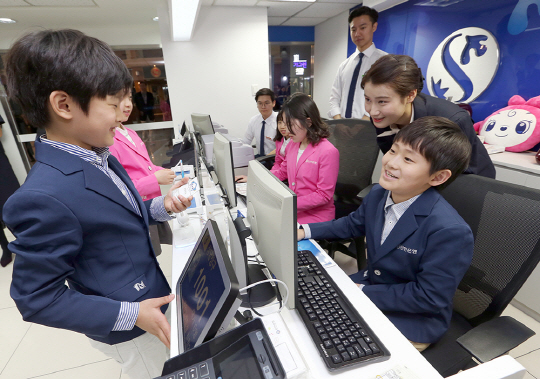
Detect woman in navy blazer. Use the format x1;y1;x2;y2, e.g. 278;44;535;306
271;94;339;224
362;54;496;178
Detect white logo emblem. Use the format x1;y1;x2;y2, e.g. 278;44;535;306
133;281;146;291
427;27;499;104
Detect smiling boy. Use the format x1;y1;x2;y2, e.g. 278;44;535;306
3;30;192;379
298;116;474;351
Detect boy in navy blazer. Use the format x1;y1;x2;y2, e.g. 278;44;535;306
3;30;192;378
298;116;474;351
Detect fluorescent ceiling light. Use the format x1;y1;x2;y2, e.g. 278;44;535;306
0;18;16;23
275;0;316;2
415;0;464;6
169;0;202;42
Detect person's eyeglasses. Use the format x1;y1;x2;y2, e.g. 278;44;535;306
257;101;272;108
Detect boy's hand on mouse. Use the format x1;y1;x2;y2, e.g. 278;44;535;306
297;228;305;241
235;175;247;183
136;294;175;348
155;169;175;185
165;178;193;213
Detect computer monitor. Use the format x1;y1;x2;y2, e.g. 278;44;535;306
191;132;202;177
180;121;187;137
245;160;297;309
176;219;241;354
212;132;237;209
191;113;215;136
226;211;277;308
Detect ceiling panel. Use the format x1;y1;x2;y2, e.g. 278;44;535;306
213;0;258;5
295;2;352;18
268;16;288;25
317;0;358;4
257;1;311;17
282;16;327;26
25;0;96;5
0;0;31;5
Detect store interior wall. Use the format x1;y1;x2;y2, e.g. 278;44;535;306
157;3;271;139
312;10;349;118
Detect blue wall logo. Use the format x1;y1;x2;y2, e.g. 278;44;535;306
426;27;500;104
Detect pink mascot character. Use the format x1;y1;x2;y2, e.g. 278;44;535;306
474;95;540;152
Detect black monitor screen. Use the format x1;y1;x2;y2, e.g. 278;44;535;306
180;227;226;351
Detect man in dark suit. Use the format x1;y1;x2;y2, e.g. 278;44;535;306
134;81;155;122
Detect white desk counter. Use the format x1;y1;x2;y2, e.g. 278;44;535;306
167;166;526;379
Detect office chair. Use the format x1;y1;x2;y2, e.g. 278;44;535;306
422;174;538;377
256;154;275;171
322;119;380;270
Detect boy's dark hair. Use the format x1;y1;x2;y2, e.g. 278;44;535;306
282;93;329;145
255;88;275;102
348;6;379;24
274;110;284;142
5;29;133;129
394;116;471;190
361;54;424;97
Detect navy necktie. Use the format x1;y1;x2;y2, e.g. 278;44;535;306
260;120;266;156
345;52;364;118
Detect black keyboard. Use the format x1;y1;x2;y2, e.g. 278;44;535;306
296;250;391;371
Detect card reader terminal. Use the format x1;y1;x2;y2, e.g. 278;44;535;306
160;318;286;379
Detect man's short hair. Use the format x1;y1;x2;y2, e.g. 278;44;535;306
348;6;379;24
255;88;275;102
394;116;472;190
5;29;133;129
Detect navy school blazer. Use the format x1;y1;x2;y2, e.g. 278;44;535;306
4;139;171;345
308;185;474;343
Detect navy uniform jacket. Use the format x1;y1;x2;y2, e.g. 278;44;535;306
3;139;170;345
309;185;474;343
375;93;496;179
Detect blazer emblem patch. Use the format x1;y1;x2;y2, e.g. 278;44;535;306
397;245;417;255
134;281;146;291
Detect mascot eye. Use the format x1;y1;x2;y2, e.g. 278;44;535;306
485;120;496;132
515;121;531;135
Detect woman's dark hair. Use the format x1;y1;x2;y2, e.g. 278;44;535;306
274;110;284;142
282;93;329;145
6;29;133;129
394;116;471;190
361;54;424;98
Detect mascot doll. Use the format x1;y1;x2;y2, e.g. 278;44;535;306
474;95;540;153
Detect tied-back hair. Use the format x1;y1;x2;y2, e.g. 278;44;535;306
274;110;284;142
6;29;133;129
282;93;329;145
394;116;471;190
361;54;424;98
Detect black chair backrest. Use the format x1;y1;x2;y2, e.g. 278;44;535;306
326;119;379;200
441;174;540;327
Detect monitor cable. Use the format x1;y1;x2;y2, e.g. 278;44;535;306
238;279;289;317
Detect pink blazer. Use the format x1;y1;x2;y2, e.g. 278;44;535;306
109;126;163;200
272;138;339;224
271;137;290;172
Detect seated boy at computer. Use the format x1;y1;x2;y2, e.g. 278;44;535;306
298;116;474;351
3;29;192;379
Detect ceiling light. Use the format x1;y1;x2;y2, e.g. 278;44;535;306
153;16;159;21
0;18;16;24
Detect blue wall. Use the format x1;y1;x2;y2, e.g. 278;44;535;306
348;0;540;123
269;26;314;42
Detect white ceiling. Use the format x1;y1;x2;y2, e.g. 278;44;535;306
0;0;360;29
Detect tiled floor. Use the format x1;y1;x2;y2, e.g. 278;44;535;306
1;230;540;378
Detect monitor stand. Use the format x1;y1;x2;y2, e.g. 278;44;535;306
241;263;278;308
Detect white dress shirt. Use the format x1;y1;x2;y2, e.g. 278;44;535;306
328;43;387;119
242;111;277;155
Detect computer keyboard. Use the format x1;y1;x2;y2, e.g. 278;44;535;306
296;250;391;371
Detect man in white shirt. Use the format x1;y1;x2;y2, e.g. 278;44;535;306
329;7;387;120
242;88;277;157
